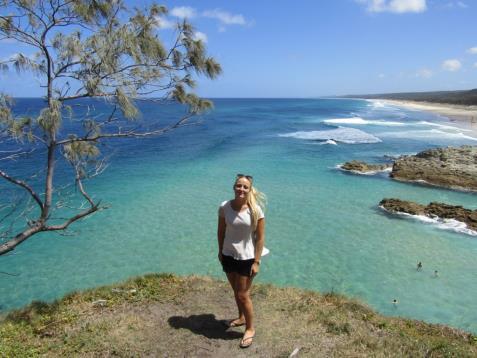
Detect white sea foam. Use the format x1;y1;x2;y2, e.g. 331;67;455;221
323;117;407;126
372;101;386;108
279;127;382;144
417;121;473;132
380;206;477;236
323;118;473;132
366;99;387;108
336;164;392;175
377;129;477;141
366;99;403;112
321;139;338;145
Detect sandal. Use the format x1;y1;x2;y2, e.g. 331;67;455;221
239;334;255;348
228;319;245;328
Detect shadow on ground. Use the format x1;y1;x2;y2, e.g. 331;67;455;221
168;313;243;340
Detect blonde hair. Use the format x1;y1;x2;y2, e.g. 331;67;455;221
248;185;266;231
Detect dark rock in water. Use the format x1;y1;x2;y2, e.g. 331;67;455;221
341;160;391;173
391;146;477;191
380;198;477;231
379;198;425;216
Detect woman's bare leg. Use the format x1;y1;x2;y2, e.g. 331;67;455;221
226;272;245;324
235;274;255;341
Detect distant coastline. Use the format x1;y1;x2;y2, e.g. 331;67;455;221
341;88;477;134
371;99;477;134
344;88;477;105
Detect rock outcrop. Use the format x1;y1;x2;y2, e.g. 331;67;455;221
341;160;392;173
379;198;477;232
390;146;477;191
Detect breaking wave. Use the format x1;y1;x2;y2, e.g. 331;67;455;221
322;118;471;133
380;206;477;237
377;129;477;141
416;121;473;132
279;127;382;144
323;117;407;126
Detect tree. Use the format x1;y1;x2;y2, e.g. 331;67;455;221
0;0;221;255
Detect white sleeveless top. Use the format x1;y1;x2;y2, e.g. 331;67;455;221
218;200;269;260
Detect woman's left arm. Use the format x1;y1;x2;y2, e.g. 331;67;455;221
251;218;265;276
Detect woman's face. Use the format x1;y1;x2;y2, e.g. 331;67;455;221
234;177;251;200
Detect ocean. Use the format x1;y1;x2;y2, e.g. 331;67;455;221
1;98;476;333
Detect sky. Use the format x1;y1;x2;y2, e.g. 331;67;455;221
1;0;477;97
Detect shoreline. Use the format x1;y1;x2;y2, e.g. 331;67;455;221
372;99;477;135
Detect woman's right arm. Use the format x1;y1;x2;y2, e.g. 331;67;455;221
217;216;226;262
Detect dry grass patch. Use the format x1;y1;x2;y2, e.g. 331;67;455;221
0;274;476;357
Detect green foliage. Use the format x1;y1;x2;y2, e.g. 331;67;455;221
116;88;139;119
0;94;35;141
63;141;99;162
38;99;62;133
351;88;477;106
0;94;13;123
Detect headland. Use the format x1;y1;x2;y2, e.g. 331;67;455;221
1;274;476;357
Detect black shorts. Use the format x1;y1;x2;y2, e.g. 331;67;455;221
221;254;255;277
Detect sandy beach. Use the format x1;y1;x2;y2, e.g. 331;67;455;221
377;99;477;134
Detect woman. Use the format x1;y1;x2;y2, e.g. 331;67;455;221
217;174;267;349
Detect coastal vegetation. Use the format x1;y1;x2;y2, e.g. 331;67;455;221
344;89;477;106
1;274;476;357
0;0;221;255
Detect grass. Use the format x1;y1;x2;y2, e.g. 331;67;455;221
0;273;476;357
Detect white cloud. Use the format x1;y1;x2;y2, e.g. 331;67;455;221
170;6;196;19
160;7;248;31
193;31;208;43
467;47;477;54
389;0;427;13
416;68;433;78
378;73;386;78
202;9;246;25
358;0;427;13
474;62;477;68
442;59;462;71
155;16;175;29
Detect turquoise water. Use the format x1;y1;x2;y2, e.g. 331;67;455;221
1;98;476;333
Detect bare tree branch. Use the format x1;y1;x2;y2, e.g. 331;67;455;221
56;114;195;145
0;169;43;209
44;204;100;231
0;223;43;255
0;149;36;162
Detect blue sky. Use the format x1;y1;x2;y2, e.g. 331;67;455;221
1;0;477;97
